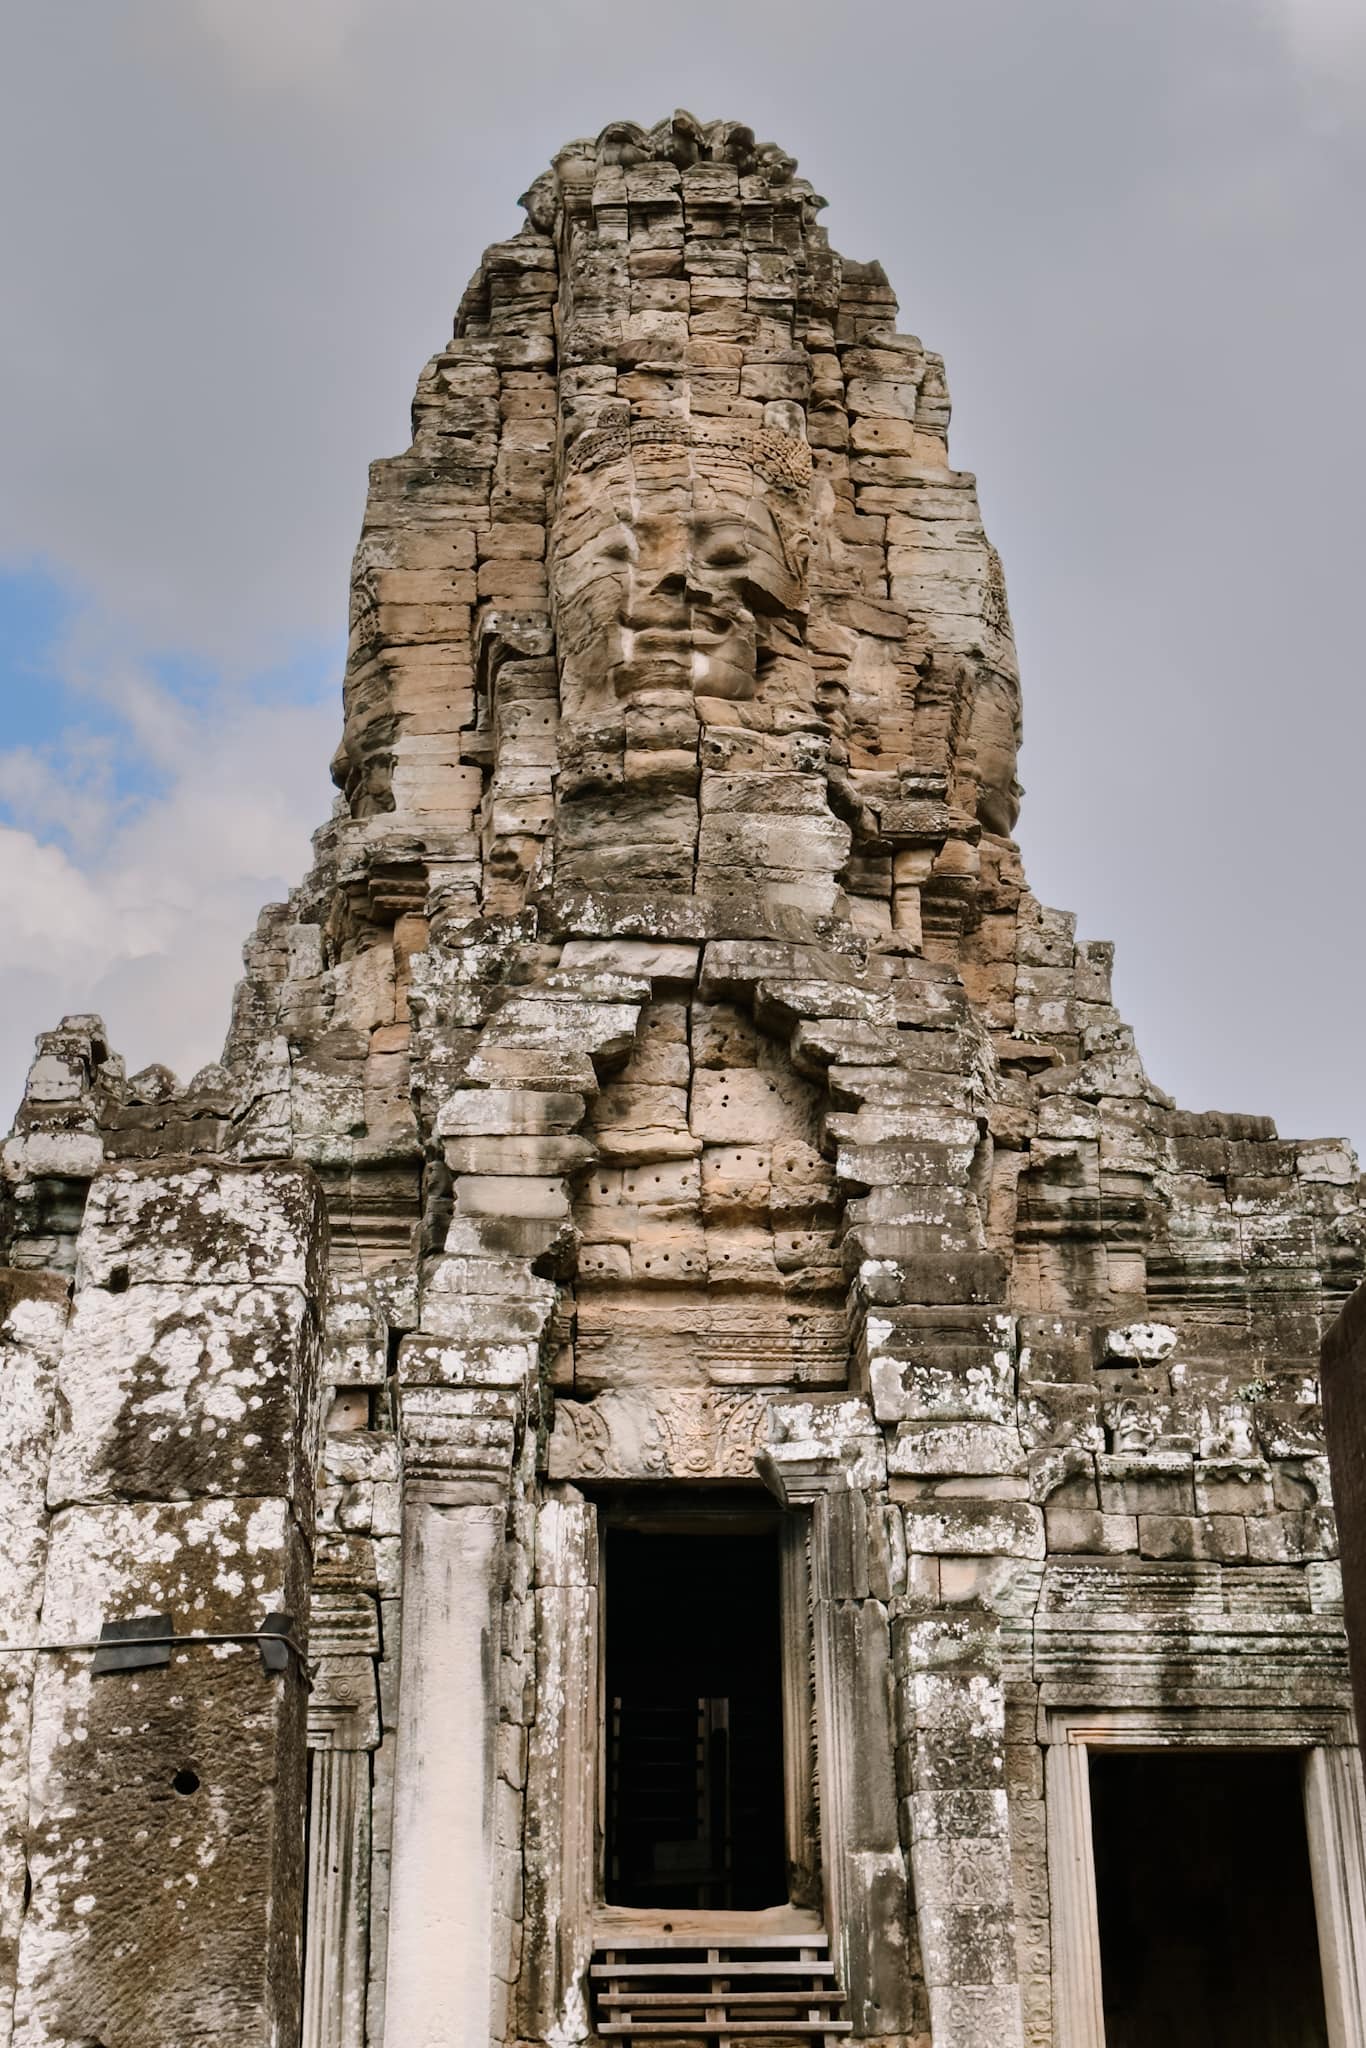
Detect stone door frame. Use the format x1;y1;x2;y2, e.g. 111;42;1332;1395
522;1483;824;2042
592;1490;821;1920
1044;1704;1366;2048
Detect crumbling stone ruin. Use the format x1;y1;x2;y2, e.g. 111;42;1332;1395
2;112;1364;2048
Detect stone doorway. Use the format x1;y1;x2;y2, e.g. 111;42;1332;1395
1045;1709;1366;2048
1089;1750;1328;2048
602;1504;787;1912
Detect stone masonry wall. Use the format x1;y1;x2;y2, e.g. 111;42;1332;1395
0;1167;322;2048
1;113;1361;2048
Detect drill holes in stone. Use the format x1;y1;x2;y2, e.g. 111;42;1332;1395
172;1769;200;1797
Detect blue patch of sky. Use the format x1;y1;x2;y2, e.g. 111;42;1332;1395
0;561;341;843
0;563;127;752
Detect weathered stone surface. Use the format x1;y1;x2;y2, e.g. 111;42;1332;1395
4;1166;319;2048
1324;1283;1366;1745
76;1162;326;1295
14;1500;309;2048
1;109;1361;2048
48;1281;315;1509
0;1277;67;2045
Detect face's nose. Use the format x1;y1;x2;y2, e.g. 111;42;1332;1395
647;562;740;614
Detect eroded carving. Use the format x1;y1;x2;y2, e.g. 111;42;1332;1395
546;1386;771;1481
551;423;817;894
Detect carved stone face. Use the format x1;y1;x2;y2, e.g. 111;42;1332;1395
551;429;810;782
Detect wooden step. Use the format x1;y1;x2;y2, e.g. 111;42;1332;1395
598;1991;846;2007
602;2015;847;2031
593;1961;836;1979
596;1935;828;1951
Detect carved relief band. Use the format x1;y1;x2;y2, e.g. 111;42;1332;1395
547;1387;771;1482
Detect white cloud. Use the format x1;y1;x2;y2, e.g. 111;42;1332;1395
1269;0;1366;77
0;740;120;855
0;691;335;1120
0;829;118;971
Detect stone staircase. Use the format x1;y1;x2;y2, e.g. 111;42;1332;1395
591;1933;850;2043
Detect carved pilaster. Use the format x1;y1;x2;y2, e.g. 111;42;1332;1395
1306;1744;1366;2048
302;1586;381;2048
398;1383;519;1505
385;1384;517;2048
759;1400;915;2037
521;1492;599;2045
302;1752;371;2048
1045;1737;1105;2048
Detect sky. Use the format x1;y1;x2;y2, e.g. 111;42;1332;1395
0;0;1362;1152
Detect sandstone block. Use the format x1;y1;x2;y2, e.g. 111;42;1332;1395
451;1175;571;1221
903;1500;1045;1560
1044;1508;1139;1554
1194;1459;1275;1516
557;938;699;982
689;1067;818;1145
1096;1453;1196;1516
441;1134;596;1176
1137;1513;1249;1562
75;1164;326;1296
48;1282;317;1511
15;1498;309;2048
436;1089;586;1136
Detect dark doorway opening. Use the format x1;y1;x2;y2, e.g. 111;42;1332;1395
604;1512;786;1910
1090;1749;1329;2048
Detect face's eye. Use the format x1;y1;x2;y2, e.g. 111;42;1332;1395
599;526;636;564
700;538;748;570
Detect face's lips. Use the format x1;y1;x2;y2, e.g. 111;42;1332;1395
620;588;743;628
624;624;741;657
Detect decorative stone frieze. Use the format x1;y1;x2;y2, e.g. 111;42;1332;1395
548;1385;770;1479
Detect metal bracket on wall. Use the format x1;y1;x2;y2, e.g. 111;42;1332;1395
91;1613;174;1674
0;1613;309;1682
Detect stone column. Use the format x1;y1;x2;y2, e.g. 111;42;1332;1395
302;1586;382;2048
11;1162;323;2048
761;1416;915;2038
897;1612;1027;2048
1305;1744;1366;2048
382;1385;515;2048
521;1490;599;2045
1044;1736;1105;2048
853;1267;1031;2048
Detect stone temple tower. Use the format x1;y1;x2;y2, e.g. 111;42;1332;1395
2;113;1364;2048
